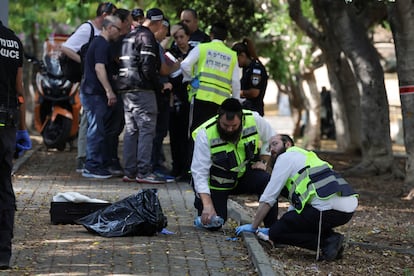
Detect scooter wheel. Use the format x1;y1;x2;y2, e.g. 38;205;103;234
43;115;72;150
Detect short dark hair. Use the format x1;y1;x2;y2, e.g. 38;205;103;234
97;2;117;17
211;22;227;40
114;8;130;22
279;134;295;146
218;98;242;121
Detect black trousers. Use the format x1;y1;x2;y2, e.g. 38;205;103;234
169;100;190;177
269;204;354;251
194;167;278;227
0;126;16;265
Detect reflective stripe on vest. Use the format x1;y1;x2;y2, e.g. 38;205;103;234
194;111;260;190
194;42;237;105
285;147;358;213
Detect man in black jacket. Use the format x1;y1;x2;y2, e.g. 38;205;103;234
118;8;169;184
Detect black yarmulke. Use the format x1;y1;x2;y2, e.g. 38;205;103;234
221;98;242;112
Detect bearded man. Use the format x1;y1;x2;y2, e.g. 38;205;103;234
190;98;277;230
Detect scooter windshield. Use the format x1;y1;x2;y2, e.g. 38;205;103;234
43;55;63;77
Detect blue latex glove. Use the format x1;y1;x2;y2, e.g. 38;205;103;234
16;130;32;157
190;77;199;89
160;228;175;235
235;224;257;236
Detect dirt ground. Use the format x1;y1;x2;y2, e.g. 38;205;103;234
233;142;414;276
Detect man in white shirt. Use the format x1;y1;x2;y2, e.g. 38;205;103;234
191;98;277;230
61;2;116;173
236;134;358;261
180;22;240;134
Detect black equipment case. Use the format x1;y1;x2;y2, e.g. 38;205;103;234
50;202;112;224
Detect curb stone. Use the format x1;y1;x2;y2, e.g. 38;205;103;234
229;200;285;276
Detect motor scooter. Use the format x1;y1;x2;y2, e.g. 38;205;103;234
26;35;81;151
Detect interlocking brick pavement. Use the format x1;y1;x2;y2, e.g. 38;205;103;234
1;144;277;275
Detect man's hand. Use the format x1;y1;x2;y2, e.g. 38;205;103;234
106;91;117;106
201;204;216;225
162;82;173;92
16;129;32;157
235;224;257;236
251;161;267;171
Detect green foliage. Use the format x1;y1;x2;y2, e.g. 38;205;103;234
156;0;268;40
6;0;315;93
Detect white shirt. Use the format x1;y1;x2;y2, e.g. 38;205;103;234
180;39;241;99
191;111;275;195
62;20;101;52
259;150;358;213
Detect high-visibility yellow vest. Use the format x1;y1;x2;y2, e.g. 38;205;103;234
189;41;237;104
285;147;358;213
193;111;260;190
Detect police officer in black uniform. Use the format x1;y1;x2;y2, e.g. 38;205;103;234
0;20;32;270
232;38;268;116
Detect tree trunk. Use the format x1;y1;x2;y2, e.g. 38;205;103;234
388;2;414;199
325;0;394;174
288;0;359;153
301;72;321;149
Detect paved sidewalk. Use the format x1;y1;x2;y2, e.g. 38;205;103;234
3;143;278;276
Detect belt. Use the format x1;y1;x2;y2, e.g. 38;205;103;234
118;88;155;94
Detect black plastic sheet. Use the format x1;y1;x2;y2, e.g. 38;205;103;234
76;189;167;237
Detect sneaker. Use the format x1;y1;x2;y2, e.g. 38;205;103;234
154;170;175;183
0;265;11;270
108;166;123;177
319;233;345;261
76;157;85;173
82;168;112;179
122;175;137;182
136;173;166;184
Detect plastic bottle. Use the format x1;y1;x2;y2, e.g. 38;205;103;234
194;215;224;228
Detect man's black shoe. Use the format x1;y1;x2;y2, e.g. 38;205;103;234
0;265;11;270
319;233;344;261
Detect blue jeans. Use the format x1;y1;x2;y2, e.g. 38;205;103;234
122;90;157;177
81;93;111;171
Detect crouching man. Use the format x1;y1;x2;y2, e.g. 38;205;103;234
236;134;358;261
191;98;278;230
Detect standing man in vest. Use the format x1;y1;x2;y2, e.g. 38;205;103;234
191;98;277;230
236;134;358;261
0;20;32;270
181;22;240;134
61;2;116;173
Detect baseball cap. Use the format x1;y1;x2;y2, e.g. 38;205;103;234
131;8;144;20
162;18;170;36
146;8;164;21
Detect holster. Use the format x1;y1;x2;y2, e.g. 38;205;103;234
0;107;18;128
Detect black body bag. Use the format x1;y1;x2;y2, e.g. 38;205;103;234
76;189;168;237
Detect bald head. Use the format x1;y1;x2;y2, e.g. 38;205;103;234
180;9;198;34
